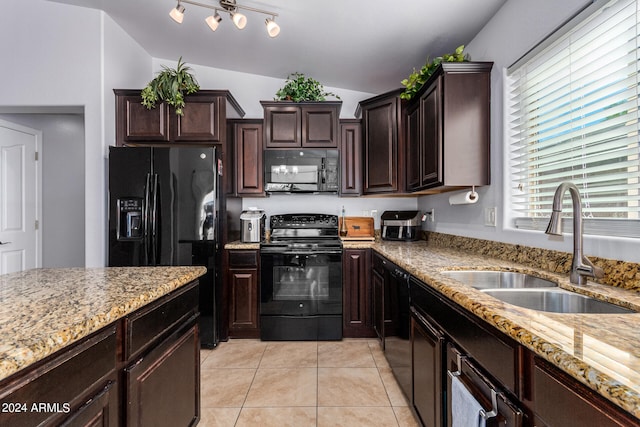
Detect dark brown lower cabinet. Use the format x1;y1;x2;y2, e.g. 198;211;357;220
0;280;201;427
61;381;117;427
126;323;199;427
227;249;260;338
0;326;118;427
533;357;640;427
402;263;640;427
342;249;375;338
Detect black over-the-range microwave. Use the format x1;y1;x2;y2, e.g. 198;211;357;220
264;149;339;194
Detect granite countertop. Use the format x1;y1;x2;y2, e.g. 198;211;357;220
372;240;640;419
224;240;375;250
225;241;260;250
0;266;206;382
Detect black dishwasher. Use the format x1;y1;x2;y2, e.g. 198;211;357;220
378;256;412;401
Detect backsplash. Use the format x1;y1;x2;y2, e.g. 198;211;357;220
425;231;640;291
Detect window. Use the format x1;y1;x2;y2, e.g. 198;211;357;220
507;0;640;238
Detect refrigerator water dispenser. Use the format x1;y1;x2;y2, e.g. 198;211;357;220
117;197;144;240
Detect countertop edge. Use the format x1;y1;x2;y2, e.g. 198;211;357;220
0;266;207;382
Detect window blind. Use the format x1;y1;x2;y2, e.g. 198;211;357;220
507;0;640;238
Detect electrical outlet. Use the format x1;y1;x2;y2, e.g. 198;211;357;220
484;207;496;227
421;209;435;222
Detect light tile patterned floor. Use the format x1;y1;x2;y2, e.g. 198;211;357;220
199;339;422;427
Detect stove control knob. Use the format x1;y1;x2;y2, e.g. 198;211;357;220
299;303;304;308
330;217;337;225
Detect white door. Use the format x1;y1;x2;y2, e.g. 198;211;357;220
0;119;40;274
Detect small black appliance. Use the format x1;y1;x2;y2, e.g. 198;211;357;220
381;210;423;241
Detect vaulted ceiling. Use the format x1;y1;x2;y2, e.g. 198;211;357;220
50;0;506;94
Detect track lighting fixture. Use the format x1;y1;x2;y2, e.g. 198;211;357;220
205;12;221;31
168;0;280;37
169;3;185;24
231;12;247;29
265;18;280;38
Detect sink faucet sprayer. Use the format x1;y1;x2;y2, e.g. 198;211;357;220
545;182;604;285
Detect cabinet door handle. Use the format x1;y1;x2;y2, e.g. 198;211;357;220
0;241;11;245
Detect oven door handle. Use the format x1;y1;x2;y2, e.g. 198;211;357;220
261;250;343;255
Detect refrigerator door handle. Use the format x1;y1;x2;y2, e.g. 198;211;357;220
150;173;159;265
143;173;152;265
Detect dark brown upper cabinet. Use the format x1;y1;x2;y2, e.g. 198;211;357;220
114;89;244;146
405;62;493;192
231;119;264;196
339;119;362;196
357;89;406;194
261;101;342;148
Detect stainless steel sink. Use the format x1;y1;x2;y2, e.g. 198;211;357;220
441;270;557;290
481;288;635;314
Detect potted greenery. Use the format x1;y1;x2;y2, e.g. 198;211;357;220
400;45;469;100
274;72;340;102
141;57;200;116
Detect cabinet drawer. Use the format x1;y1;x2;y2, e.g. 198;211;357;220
411;278;518;394
229;250;258;267
534;358;639;427
125;281;199;360
0;326;117;427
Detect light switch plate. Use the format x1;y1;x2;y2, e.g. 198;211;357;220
484;207;496;227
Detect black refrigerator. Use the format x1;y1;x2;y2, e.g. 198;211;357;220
108;146;222;348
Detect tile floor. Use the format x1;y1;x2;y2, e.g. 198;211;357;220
199;339;422;427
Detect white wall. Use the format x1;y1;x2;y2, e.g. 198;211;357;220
242;195;418;230
0;113;85;267
417;0;640;263
152;58;375;119
0;0;103;266
104;15;154;147
0;0;153;267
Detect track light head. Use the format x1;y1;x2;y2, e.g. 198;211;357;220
169;3;185;24
205;12;222;31
232;12;247;29
265;18;280;37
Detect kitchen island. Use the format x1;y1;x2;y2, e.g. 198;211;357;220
0;266;206;427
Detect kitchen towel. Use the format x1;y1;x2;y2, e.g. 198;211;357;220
450;374;486;427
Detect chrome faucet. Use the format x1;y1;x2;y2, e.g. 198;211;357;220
545;182;604;285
